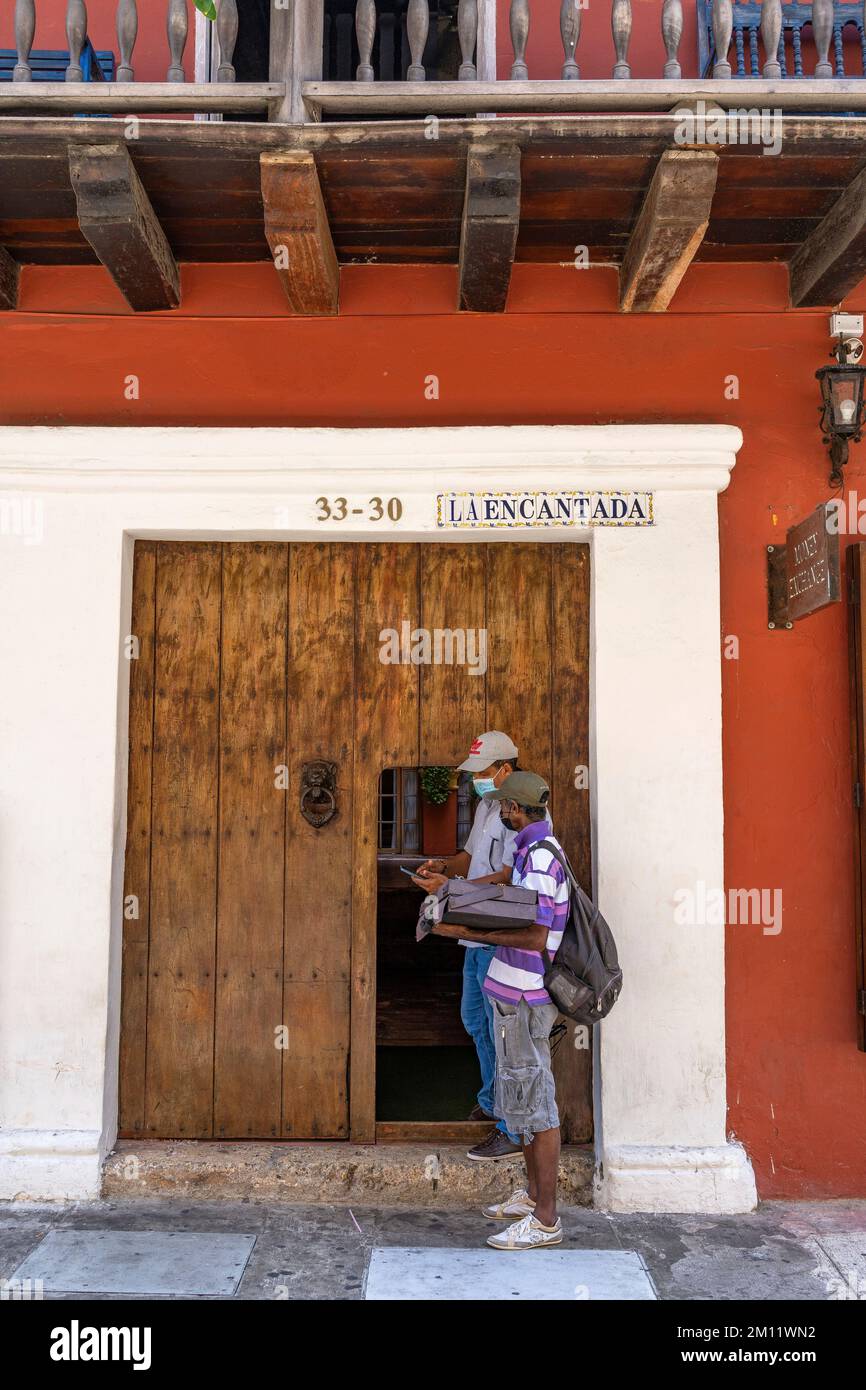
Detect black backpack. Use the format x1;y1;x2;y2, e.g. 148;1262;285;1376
533;839;623;1026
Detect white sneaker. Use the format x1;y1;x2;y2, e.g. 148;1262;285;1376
482;1188;536;1221
486;1212;563;1251
480;1184;536;1217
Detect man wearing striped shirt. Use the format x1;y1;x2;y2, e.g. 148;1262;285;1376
429;771;568;1250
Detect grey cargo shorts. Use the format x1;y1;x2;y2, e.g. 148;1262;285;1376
491;996;560;1144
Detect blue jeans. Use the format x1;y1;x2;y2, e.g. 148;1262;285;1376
460;945;520;1144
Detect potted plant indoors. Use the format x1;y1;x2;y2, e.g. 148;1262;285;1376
419;765;459;857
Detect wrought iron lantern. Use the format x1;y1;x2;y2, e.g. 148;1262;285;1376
816;349;866;488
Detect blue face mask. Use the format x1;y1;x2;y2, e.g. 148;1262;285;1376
473;777;496;797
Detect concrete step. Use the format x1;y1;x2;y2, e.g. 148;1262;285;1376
103;1141;595;1208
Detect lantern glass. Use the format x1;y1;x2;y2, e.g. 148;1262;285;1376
821;366;865;437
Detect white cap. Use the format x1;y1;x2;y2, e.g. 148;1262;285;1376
456;730;519;773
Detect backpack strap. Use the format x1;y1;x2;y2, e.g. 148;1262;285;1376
525;837;576;971
533;837;579;891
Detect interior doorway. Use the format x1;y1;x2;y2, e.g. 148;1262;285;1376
118;540;592;1145
375;767;477;1130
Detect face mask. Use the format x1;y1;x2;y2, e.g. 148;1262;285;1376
473;777;496;797
499;806;518;832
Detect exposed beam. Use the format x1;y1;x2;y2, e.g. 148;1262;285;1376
68;144;180;312
260;151;338;316
1;114;865;158
789;164;866;307
619;149;719;313
458;141;521;314
0;245;19;310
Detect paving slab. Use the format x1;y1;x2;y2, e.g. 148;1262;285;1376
364;1245;657;1300
10;1230;257;1297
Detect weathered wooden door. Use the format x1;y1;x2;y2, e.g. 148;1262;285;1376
119;541;591;1141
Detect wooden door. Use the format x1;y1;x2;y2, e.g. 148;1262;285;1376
119;541;592;1141
847;543;866;1053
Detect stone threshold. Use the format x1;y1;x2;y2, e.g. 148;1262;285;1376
103;1141;595;1208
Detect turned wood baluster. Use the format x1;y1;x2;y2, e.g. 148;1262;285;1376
216;0;238;82
14;0;35;82
167;0;189;82
661;0;683;80
356;0;376;81
812;0;834;77
66;0;88;81
510;0;530;80
407;0;429;80
561;0;580;80
711;0;733;78
612;0;632;78
117;0;138;82
760;0;782;78
458;0;478;81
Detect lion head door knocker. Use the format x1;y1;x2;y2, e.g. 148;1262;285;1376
300;760;338;828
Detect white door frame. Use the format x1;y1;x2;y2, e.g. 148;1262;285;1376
0;423;755;1212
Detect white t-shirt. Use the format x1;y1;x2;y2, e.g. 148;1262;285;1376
459;798;552;948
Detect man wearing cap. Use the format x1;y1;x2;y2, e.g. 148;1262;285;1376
421;771;568;1251
416;731;524;1159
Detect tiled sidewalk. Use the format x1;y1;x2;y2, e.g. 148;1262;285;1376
2;1197;865;1301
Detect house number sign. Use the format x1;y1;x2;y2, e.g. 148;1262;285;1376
315;497;403;522
308;491;655;528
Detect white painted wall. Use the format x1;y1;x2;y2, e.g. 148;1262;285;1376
0;425;755;1211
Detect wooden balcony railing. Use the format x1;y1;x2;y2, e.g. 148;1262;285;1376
4;0;866;123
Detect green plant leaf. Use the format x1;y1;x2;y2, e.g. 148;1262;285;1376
194;0;217;21
420;766;453;806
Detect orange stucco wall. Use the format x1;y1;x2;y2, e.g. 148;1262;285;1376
494;0;702;80
2;260;866;1198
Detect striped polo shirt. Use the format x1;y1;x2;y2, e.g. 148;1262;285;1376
482;820;570;1008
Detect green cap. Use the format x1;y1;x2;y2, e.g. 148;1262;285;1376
482;770;550;808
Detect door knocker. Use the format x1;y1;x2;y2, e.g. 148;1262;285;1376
300;760;338;828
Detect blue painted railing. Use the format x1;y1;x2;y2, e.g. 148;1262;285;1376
0;41;115;84
698;1;866;78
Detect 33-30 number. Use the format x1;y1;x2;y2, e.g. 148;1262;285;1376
315;497;403;522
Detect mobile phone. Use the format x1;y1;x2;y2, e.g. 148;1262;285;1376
400;865;427;878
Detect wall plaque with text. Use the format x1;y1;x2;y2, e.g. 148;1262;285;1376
436;490;654;529
767;501;841;628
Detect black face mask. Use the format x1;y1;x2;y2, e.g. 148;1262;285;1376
500;805;518;832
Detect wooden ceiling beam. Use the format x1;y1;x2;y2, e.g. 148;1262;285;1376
458;141;521;314
619;149;719;313
0;245;20;309
68;144;180;312
260;151;339;316
789;165;866;307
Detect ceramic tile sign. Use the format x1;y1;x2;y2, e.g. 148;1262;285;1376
437;490;654;529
